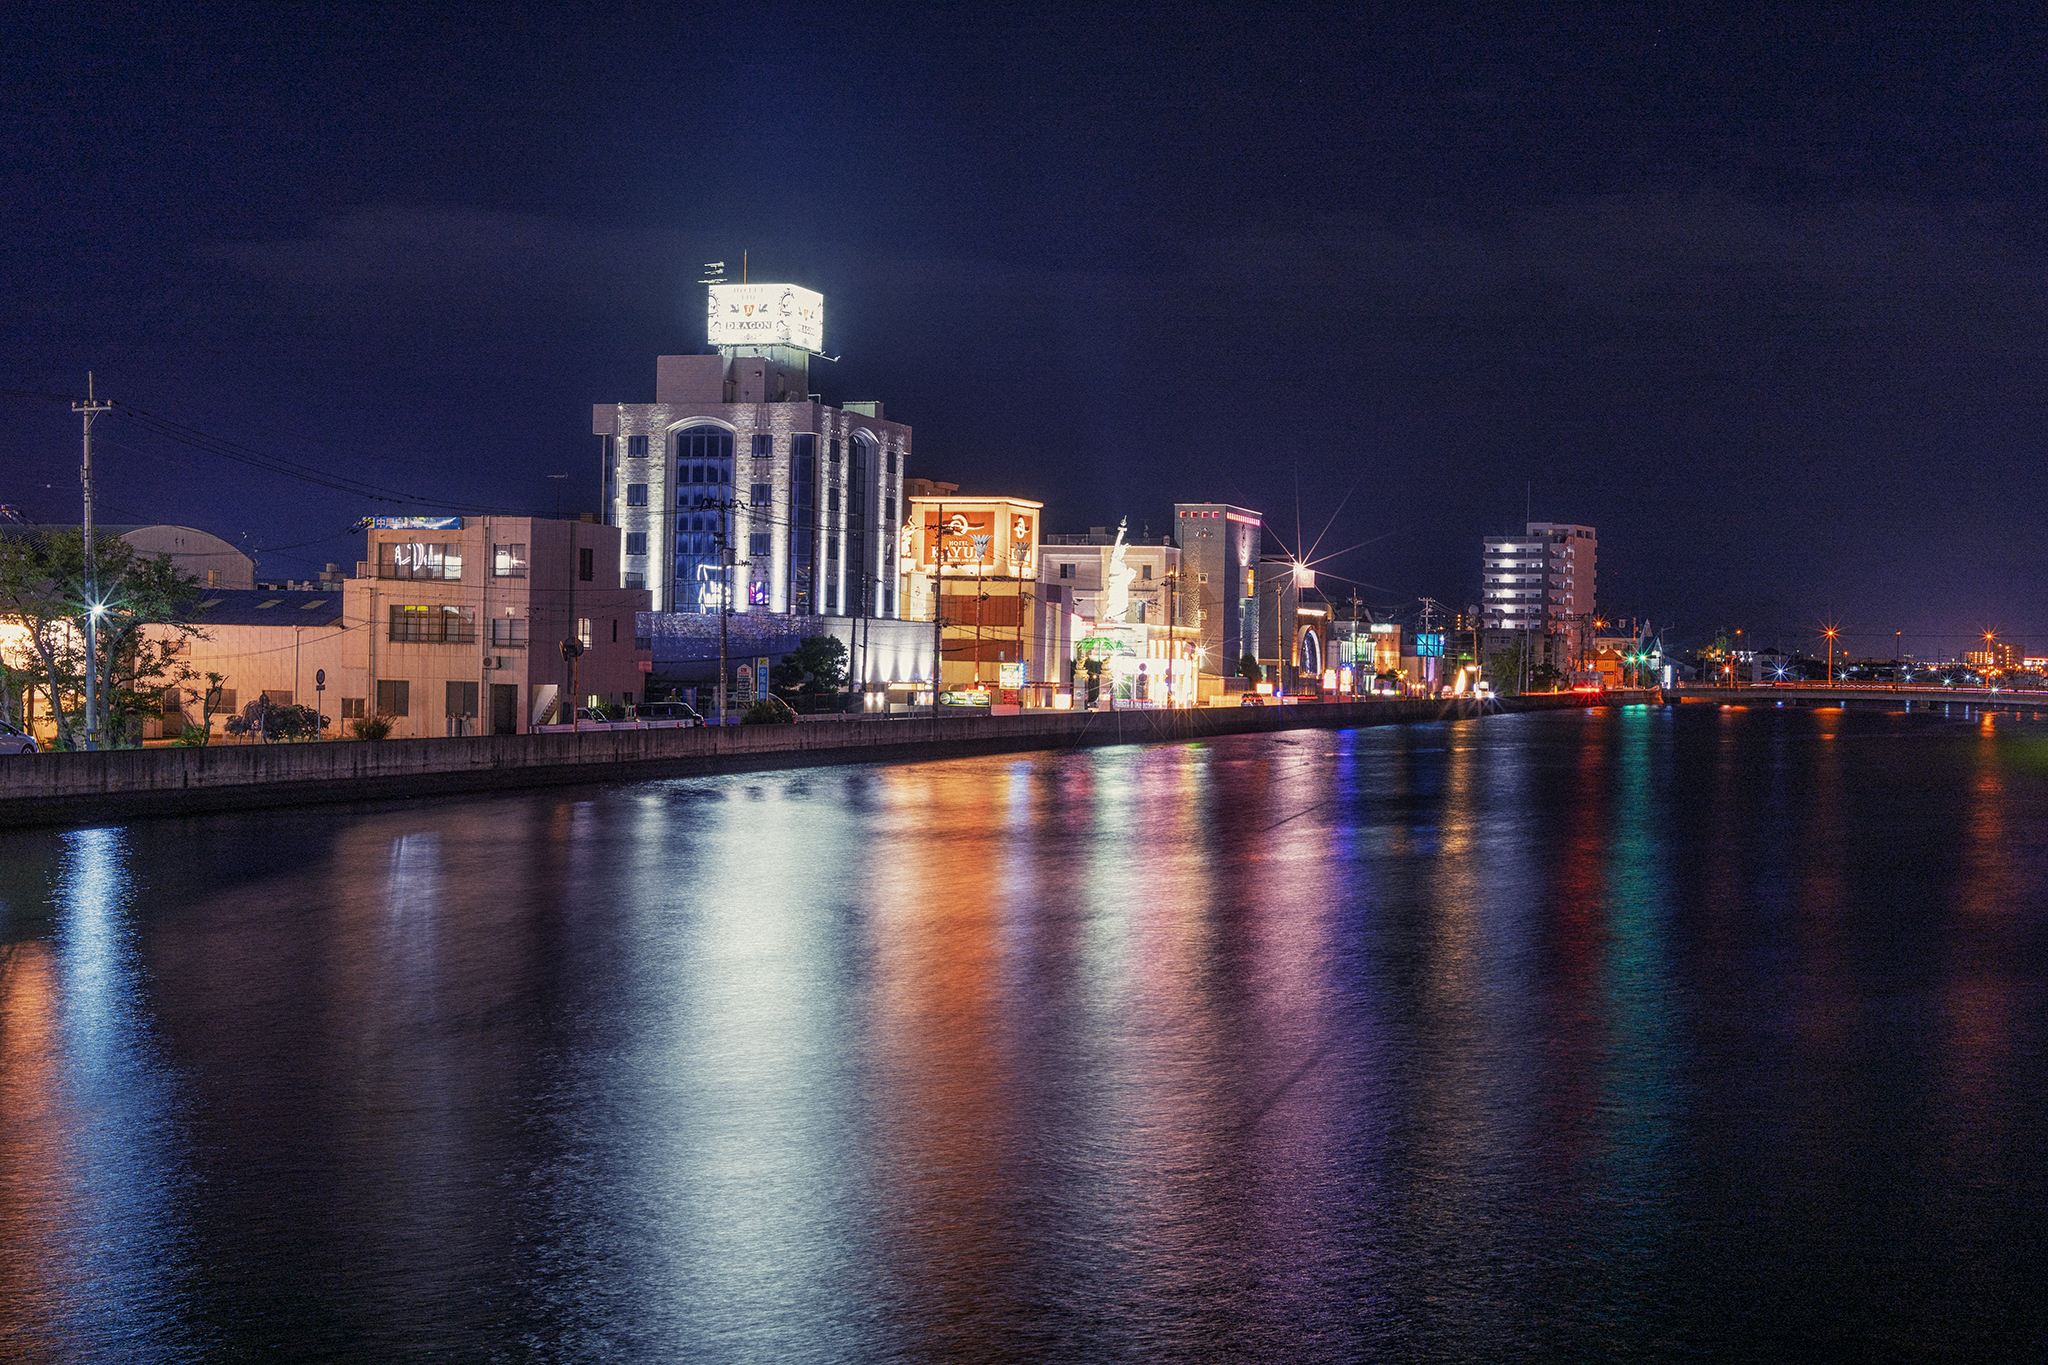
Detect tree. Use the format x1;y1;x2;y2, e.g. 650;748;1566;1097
772;635;848;697
0;528;204;749
1484;640;1528;696
742;695;796;724
1239;653;1263;683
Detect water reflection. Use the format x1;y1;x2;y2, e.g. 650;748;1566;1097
1;706;2045;1359
0;829;192;1362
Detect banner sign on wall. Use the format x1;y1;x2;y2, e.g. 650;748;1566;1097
368;516;460;530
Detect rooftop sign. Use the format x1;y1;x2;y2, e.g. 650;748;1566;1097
707;283;824;352
367;516;460;530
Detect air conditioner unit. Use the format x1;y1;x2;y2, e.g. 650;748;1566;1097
482;657;499;670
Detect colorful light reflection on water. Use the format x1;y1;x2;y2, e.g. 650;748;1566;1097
2;704;2046;1360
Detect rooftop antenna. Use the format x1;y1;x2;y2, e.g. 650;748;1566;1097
699;260;726;285
743;249;747;283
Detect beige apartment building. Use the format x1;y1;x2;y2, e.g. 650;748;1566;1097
145;516;648;739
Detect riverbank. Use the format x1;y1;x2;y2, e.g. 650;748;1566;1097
0;692;1616;829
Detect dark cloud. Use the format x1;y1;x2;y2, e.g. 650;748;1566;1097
4;5;2046;651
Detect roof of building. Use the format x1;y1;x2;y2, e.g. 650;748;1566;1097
183;588;345;627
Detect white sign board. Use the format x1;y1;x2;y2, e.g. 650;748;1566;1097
707;283;824;352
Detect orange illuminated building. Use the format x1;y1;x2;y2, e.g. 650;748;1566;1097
903;490;1071;702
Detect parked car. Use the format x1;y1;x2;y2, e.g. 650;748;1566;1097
1240;693;1267;706
632;701;703;725
0;720;36;755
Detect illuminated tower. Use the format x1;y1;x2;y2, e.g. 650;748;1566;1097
595;282;911;617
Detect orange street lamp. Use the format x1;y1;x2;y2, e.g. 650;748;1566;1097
1824;626;1838;685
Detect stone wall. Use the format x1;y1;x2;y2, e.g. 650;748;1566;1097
0;694;1601;829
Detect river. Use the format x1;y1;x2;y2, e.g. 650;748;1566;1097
2;702;2045;1361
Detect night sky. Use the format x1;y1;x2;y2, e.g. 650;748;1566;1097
5;4;2044;655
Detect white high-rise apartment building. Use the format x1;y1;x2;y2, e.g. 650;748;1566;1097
1482;522;1596;633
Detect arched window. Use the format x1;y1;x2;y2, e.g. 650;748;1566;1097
670;426;733;613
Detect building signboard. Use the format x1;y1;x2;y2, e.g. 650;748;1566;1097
368;516;461;530
1417;633;1445;658
706;283;825;352
999;661;1025;689
922;509;1036;571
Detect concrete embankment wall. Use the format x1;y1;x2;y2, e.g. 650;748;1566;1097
0;693;1605;829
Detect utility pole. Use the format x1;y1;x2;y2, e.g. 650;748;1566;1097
704;494;743;725
74;374;112;751
930;503;944;715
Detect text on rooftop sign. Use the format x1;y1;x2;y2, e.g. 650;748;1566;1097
706;283;824;352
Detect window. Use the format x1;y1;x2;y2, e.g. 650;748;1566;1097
612;618;618;643
341;697;365;719
377;541;462;580
493;543;527;577
828;485;840;513
579;548;594;582
389;604;477;643
750;482;771;506
627;434;648;458
577;617;592;647
886;448;897;474
883;496;895;525
262;689;293;707
376;679;410;717
750;532;771;556
1141;564;1153;580
490;617;529;649
791;435;817;614
624;571;644;589
1198;572;1209;584
752;434;773;458
626;483;647;507
446;681;479;721
1059;563;1075;579
625;532;647;556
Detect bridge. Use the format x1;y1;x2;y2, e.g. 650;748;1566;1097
1669;683;2048;715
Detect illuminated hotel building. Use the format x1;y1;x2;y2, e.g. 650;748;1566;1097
595;282;910;618
1172;503;1265;677
906;492;1074;699
1482;522;1596;633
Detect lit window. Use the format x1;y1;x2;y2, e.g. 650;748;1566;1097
378;541;463;581
493;543;527;577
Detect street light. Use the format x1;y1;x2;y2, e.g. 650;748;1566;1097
1824;626;1838;685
